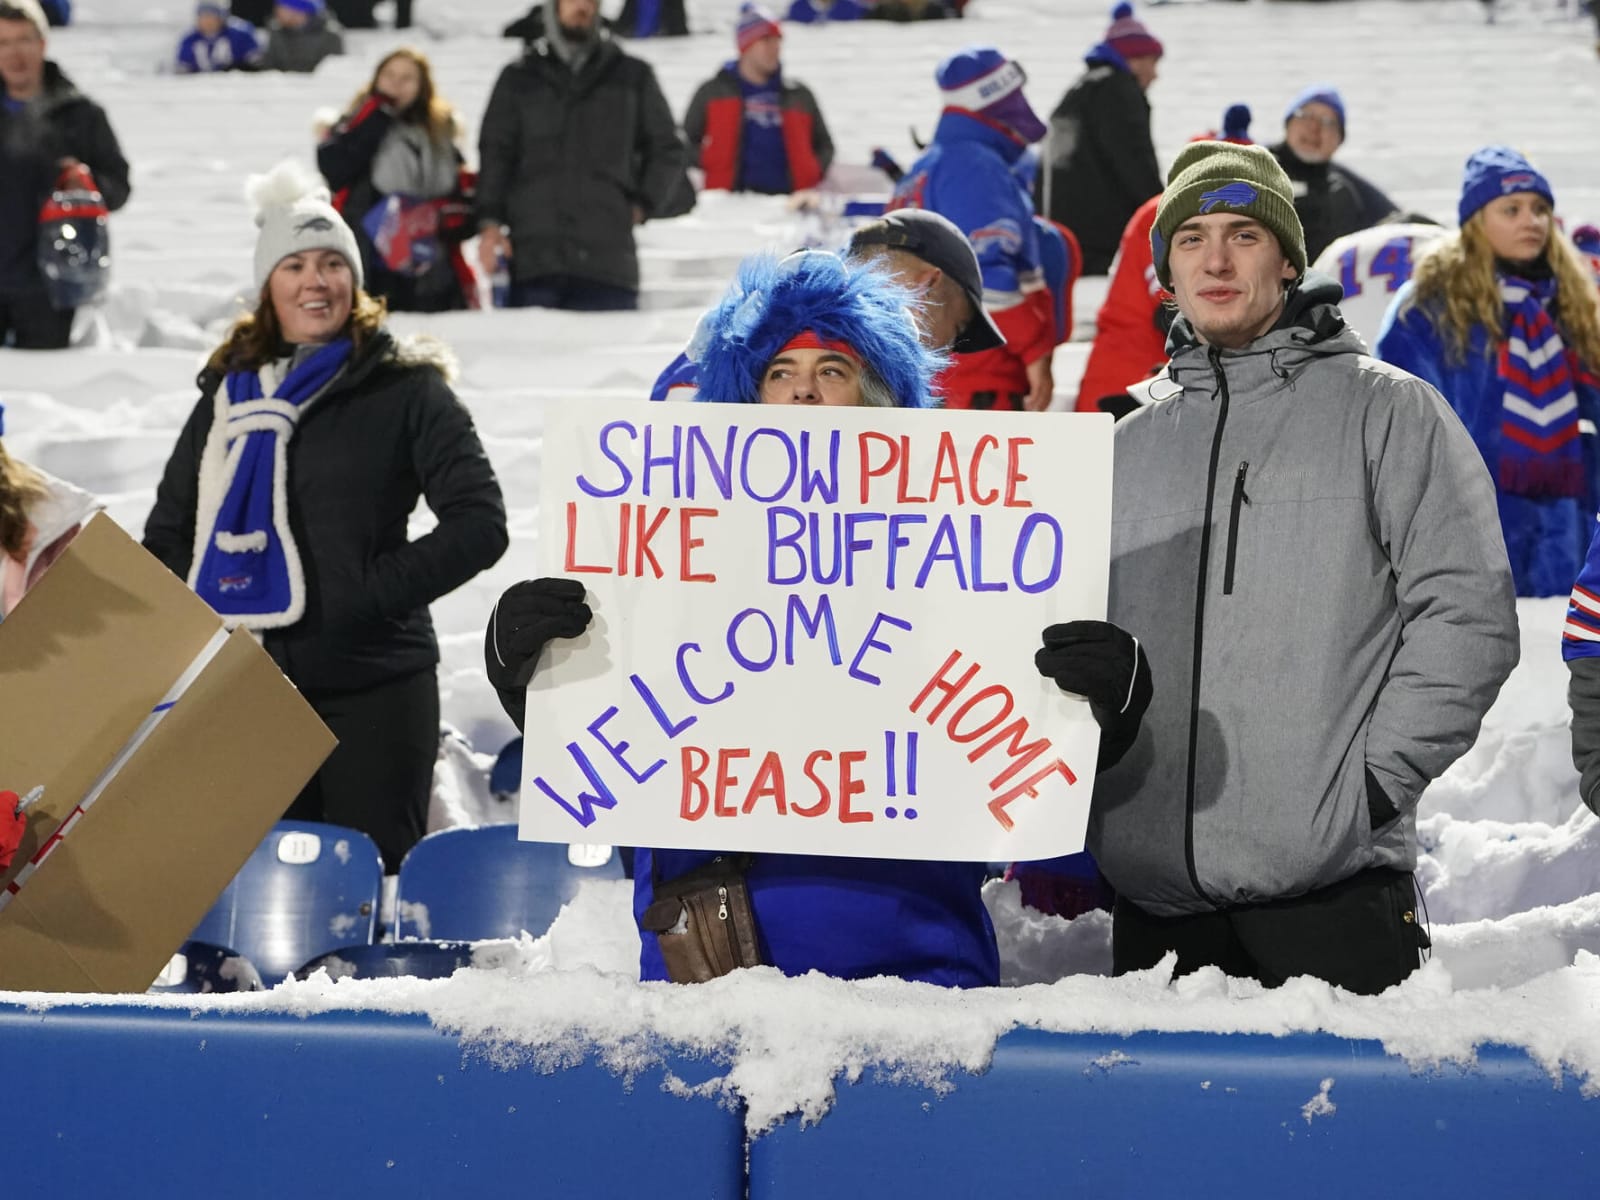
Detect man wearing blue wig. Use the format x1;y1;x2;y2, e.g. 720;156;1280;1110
483;252;1005;987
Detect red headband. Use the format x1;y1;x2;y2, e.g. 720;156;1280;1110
779;331;860;360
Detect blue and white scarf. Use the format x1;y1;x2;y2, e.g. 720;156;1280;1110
189;339;352;627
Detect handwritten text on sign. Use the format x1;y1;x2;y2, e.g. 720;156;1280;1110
521;401;1113;861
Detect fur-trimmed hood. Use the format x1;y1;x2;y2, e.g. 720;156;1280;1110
693;251;942;407
386;331;459;384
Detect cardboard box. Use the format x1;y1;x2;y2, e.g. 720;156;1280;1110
0;514;335;993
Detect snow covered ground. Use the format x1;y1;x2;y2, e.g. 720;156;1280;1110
3;0;1599;1130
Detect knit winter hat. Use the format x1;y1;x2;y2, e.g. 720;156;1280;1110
1284;84;1346;138
1105;3;1162;61
736;3;781;53
276;0;325;16
0;0;47;36
1151;141;1306;289
248;161;363;292
197;2;227;14
1458;145;1554;228
936;45;1046;146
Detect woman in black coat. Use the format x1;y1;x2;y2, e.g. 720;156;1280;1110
143;163;507;869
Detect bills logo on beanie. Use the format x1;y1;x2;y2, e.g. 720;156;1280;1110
736;3;781;53
1151;141;1305;289
1105;2;1163;61
247;160;363;292
936;45;1046;146
1458;145;1554;228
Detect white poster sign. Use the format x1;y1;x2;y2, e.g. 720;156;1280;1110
520;400;1112;862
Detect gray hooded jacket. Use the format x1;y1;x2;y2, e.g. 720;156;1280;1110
1089;276;1519;917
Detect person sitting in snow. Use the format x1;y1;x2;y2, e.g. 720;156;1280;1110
259;0;343;73
176;2;263;74
785;0;873;21
682;4;833;196
1269;84;1399;263
484;251;1005;988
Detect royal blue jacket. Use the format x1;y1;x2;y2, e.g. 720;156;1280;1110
891;110;1054;397
176;18;263;74
634;848;999;987
1375;280;1600;597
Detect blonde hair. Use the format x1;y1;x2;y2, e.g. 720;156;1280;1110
0;440;47;559
1406;214;1600;369
208;287;389;373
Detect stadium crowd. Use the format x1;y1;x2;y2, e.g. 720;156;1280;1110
3;0;1598;999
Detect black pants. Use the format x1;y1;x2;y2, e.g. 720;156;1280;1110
1112;866;1424;996
0;296;73;349
286;668;439;872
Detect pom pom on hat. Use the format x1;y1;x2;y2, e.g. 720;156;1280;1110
0;0;48;36
736;2;781;53
247;160;363;293
1222;104;1252;143
1458;145;1555;228
1105;2;1163;61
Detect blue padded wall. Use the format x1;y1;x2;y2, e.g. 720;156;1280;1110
749;1029;1597;1199
0;1003;744;1199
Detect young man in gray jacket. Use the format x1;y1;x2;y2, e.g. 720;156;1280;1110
1037;142;1518;995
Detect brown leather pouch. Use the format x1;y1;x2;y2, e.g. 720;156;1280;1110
638;853;763;983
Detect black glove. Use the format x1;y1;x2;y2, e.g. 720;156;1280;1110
484;578;593;731
1035;621;1153;771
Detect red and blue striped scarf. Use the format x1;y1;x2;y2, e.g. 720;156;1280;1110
1497;274;1585;499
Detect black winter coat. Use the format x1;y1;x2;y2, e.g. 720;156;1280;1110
143;331;508;694
0;62;130;299
1269;141;1400;263
1035;63;1162;276
476;34;686;291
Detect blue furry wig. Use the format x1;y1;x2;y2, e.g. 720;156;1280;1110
692;251;943;408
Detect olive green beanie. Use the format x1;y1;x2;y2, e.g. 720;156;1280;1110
1151;142;1306;289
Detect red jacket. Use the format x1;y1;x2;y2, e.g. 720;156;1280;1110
683;67;832;193
1075;194;1168;412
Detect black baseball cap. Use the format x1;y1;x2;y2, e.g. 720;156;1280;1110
848;208;1006;355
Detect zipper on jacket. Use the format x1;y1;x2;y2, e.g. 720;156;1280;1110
1222;461;1250;596
1184;350;1231;908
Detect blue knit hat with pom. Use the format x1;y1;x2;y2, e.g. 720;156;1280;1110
693;252;942;408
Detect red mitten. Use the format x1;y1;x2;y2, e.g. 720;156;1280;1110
0;792;25;872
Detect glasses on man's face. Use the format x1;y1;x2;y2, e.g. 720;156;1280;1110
1289;108;1340;132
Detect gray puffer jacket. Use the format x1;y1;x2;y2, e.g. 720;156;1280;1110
1090;276;1519;917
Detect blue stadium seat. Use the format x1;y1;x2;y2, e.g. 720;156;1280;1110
295;942;476;981
394;825;624;942
148;940;264;994
187;820;383;985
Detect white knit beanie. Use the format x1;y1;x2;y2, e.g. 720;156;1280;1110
247;161;364;293
0;1;48;37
